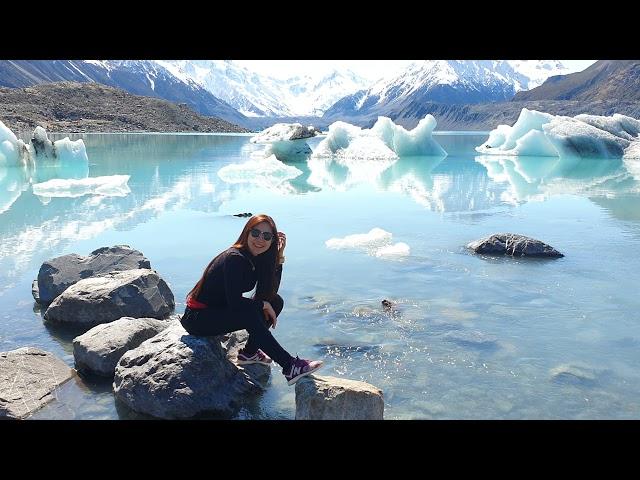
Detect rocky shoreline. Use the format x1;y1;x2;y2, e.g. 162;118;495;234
1;245;384;420
0;81;251;135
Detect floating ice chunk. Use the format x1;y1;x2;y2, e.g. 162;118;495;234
623;141;640;180
250;123;318;143
217;155;303;188
623;141;640;159
31;126;56;159
325;228;410;260
0;121;30;167
54;137;89;163
250;123;318;162
373;242;410;258
30;126;88;163
32;175;131;198
477;109;640;159
485;124;512;148
263;140;312;161
370;116;447;157
512;129;559;157
502;109;553;151
313;115;446;160
575;114;640;142
543;117;629;158
325;227;392;250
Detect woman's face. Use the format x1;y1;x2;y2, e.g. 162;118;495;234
247;221;275;256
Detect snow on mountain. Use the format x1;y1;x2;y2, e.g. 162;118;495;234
507;60;571;90
154;60;371;117
323;60;570;121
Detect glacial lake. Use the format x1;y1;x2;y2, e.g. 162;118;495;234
2;132;640;419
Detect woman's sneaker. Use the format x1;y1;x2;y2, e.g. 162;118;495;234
237;349;272;366
283;356;324;385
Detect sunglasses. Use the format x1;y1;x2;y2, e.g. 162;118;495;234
249;228;274;241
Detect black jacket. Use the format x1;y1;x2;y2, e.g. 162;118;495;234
196;247;282;311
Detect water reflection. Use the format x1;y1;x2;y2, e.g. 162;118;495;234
475;155;640;205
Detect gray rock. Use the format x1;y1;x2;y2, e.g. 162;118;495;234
467;233;564;257
113;322;268;419
43;268;175;329
34;245;151;305
295;374;384;420
73;316;173;377
0;347;74;419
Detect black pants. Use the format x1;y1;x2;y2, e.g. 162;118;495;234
180;294;292;369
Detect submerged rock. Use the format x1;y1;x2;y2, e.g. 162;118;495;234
0;347;74;419
295;375;384;420
550;363;601;385
43;268;175;329
467;233;564;257
444;330;499;349
34;245;151;305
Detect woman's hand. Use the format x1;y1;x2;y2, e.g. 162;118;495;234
277;232;286;255
263;301;277;329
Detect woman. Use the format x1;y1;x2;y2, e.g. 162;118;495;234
181;214;323;385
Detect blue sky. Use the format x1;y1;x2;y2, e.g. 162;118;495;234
235;60;597;82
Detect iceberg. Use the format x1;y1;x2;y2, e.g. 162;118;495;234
373;242;410;258
313;115;447;160
250;123;318;143
325;228;393;250
325;227;410;259
32;175;131;198
476;109;640;159
1;121;88;175
1;121;31;167
250;123;318;162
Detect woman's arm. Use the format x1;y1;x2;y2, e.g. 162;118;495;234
223;252;262;312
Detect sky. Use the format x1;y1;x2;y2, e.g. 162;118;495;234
235;60;597;82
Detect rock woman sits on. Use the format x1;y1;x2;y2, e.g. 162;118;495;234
181;214;323;385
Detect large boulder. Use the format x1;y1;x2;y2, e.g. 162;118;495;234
113;322;269;419
33;245;151;305
0;347;74;419
43;269;175;329
467;233;564;257
73;316;176;377
295;375;384;420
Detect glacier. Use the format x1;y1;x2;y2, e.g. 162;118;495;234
312;115;447;160
476;109;640;159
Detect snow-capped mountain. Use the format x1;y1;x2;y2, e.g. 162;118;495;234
0;60;248;126
507;60;571;90
323;60;570;122
155;60;371;117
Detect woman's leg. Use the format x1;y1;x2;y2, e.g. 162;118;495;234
181;301;293;369
243;294;283;356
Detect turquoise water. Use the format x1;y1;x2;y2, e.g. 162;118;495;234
2;132;640;419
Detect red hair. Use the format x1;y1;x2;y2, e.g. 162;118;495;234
187;214;279;303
